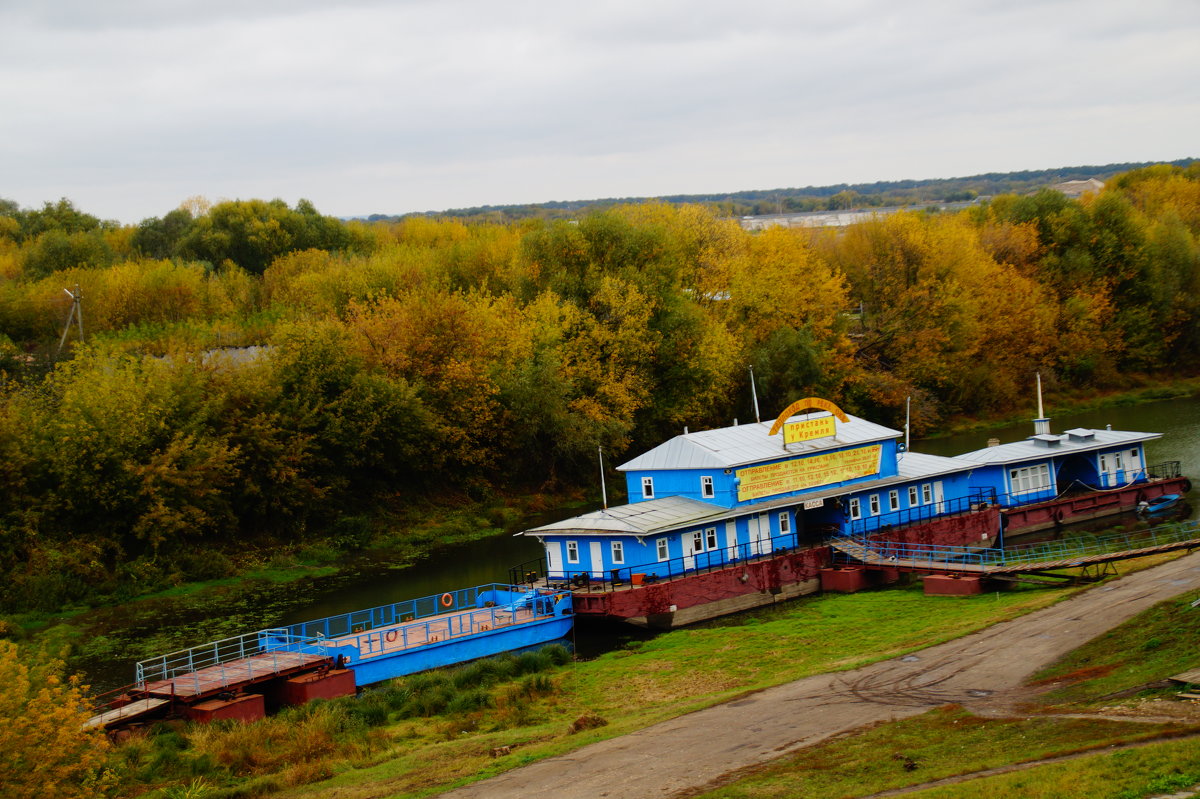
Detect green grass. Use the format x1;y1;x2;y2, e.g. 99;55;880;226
904;736;1200;799
694;706;1195;799
277;581;1086;798
1029;587;1200;707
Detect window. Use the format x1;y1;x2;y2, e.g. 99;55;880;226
656;537;669;561
692;530;705;552
701;475;715;498
869;494;880;515
908;485;919;505
779;512;791;535
921;484;932;504
1009;463;1051;495
848;497;861;520
888;489;900;512
611;541;624;564
566;541;579;564
642;476;654;499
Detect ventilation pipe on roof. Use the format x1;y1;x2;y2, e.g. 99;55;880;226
1033;372;1051;436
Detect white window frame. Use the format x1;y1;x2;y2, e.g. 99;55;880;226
1009;463;1051;495
656;537;669;561
908;485;919;505
611;540;624;564
704;527;718;550
642;476;654;499
692;530;706;553
921;484;932;504
779;512;791;535
566;540;579;564
869;494;880;515
888;489;900;512
848;497;861;520
701;475;715;499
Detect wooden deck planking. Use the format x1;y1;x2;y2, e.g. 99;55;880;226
84;697;170;729
833;535;1200;576
321;605;546;660
143;651;331;698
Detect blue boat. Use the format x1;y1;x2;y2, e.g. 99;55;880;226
266;583;575;686
1137;493;1182;517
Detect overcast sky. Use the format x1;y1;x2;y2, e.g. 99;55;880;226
1;0;1197;224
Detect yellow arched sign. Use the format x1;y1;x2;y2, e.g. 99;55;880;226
767;397;849;437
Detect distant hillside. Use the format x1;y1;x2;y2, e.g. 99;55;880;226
369;158;1197;223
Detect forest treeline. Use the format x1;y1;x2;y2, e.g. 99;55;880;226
389;158;1197;222
1;162;1198;612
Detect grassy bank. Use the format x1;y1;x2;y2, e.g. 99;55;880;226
202;578;1088;799
689;583;1200;799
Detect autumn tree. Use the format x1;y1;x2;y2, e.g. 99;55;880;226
0;642;114;799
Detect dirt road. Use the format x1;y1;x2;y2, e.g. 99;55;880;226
437;551;1200;799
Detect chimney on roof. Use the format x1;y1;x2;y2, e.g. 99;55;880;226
1033;373;1051;436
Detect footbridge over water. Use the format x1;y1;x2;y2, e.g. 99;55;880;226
831;519;1200;581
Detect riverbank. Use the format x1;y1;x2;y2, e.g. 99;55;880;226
934;375;1200;438
67;551;1199;799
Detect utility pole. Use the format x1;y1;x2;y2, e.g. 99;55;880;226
57;284;84;355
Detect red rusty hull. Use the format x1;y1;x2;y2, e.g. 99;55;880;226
572;548;829;629
569;479;1189;629
1002;477;1190;535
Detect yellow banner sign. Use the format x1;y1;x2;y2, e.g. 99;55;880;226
736;445;882;502
783;417;836;444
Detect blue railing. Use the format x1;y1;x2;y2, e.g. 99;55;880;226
524;530;808;592
135;628;327;691
282;583;522;640
835;519;1200;571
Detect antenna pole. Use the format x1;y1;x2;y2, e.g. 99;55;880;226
598;446;608;510
749;365;761;424
57;285;84;355
904;395;911;455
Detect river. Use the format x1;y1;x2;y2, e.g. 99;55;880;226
71;395;1200;693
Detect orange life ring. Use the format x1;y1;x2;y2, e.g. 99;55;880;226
440;593;454;608
385;630;398;643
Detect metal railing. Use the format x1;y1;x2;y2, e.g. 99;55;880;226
518;531;816;593
833;518;1200;572
135;629;327;691
269;588;570;661
844;490;997;537
281;583;519;640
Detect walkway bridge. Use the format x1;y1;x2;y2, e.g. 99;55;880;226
831;519;1200;579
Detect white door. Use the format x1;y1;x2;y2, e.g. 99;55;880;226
750;514;770;555
933;481;945;513
1127;448;1142;479
682;532;696;570
725;521;738;560
1100;453;1120;487
546;542;563;579
589;541;604;578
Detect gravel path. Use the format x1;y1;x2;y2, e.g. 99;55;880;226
436;551;1200;799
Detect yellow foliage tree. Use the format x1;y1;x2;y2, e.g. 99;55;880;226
0;642;113;799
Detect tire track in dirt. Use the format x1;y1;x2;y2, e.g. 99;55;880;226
433;552;1200;799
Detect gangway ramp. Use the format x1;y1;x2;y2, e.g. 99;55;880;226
832;519;1200;577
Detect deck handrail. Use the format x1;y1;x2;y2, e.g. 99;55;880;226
834;518;1200;571
134;628;327;691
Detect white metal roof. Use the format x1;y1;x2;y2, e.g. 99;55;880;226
520;450;969;538
617;412;902;472
954;427;1160;466
520;496;727;537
